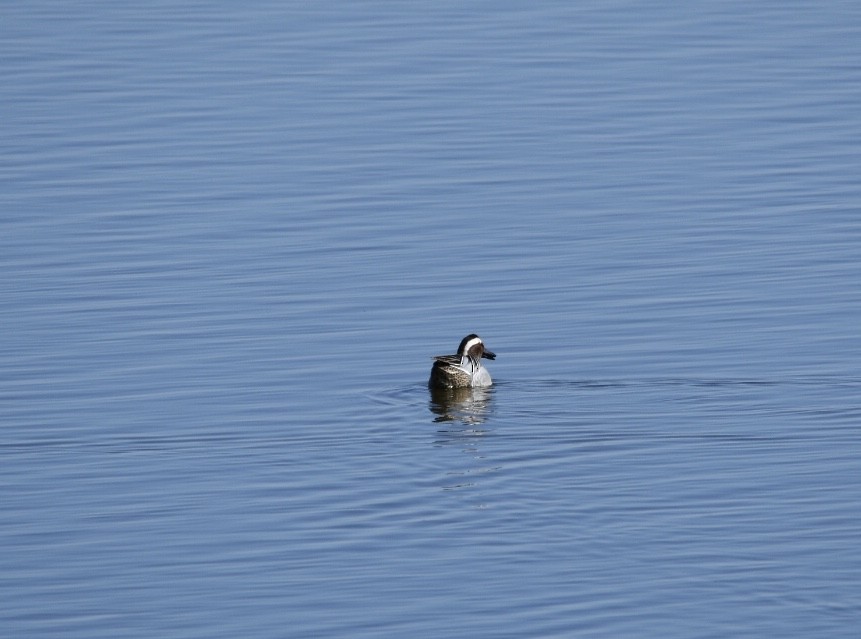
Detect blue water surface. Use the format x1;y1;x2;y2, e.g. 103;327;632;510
2;2;861;637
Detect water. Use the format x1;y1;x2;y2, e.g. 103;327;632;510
3;2;861;637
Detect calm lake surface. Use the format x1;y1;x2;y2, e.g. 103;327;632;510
3;2;861;637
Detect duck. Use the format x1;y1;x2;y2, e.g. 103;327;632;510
428;334;496;388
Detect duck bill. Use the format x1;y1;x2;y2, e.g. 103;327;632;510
482;350;496;360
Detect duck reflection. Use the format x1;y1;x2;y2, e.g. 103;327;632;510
428;385;494;425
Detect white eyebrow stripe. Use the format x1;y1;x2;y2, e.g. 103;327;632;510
461;336;483;353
